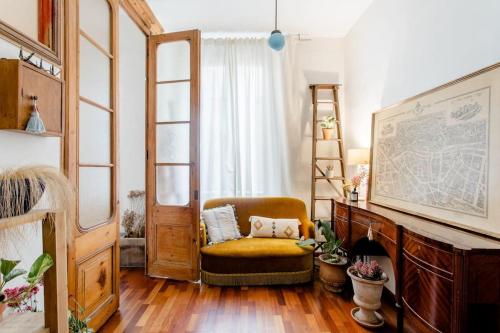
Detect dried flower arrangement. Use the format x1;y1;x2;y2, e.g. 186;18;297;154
350;260;385;281
122;190;145;238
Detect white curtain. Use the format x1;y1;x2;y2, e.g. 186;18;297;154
200;38;295;203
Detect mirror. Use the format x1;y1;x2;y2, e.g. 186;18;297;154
0;0;61;64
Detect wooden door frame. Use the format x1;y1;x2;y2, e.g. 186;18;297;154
146;30;201;280
64;0;120;328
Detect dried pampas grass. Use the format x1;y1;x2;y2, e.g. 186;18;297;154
0;165;73;220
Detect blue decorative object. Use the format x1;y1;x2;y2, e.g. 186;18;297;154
268;30;285;51
268;0;285;51
25;96;46;134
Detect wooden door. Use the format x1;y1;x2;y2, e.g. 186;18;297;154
65;0;120;330
146;30;201;280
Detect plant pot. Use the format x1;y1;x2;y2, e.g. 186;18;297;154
318;254;348;293
326;170;335;178
120;237;145;267
0;178;45;218
347;266;388;327
322;128;334;140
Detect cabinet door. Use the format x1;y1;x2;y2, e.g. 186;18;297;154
402;254;453;332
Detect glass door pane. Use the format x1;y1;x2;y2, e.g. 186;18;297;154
157;41;190;81
156;166;190;206
157;82;190;122
156;123;190;164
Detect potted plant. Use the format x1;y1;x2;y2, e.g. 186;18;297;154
319;115;335;140
0;253;53;320
0;259;26;320
68;299;94;333
298;221;348;293
347;260;389;328
326;165;335;178
120;190;146;267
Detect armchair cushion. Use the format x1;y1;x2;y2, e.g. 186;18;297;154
201;238;313;274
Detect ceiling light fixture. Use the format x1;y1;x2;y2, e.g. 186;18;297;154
268;0;285;51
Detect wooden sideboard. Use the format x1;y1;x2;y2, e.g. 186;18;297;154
332;198;500;333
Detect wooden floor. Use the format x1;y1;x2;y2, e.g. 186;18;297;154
99;268;397;333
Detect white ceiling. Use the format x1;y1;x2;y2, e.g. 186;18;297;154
147;0;373;38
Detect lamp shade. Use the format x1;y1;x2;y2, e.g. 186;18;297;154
268;30;285;51
348;148;370;165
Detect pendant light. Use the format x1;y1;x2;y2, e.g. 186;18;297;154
268;0;285;51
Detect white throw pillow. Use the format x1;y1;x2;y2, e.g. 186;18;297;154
202;205;241;244
248;216;301;239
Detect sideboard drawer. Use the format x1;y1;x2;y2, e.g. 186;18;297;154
402;254;453;333
403;233;453;275
351;209;396;240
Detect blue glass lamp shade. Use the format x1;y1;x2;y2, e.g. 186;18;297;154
268;30;285;51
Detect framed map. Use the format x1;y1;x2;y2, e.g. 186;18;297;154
369;63;500;238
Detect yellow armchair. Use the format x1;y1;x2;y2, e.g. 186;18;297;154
199;197;315;286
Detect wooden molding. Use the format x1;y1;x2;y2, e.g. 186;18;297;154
120;0;164;35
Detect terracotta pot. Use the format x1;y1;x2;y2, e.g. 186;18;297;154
322;128;333;140
318;254;348;293
347;266;388;326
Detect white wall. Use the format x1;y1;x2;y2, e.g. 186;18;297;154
344;0;500;150
118;8;146;227
0;37;61;309
0;0;38;41
288;37;345;218
343;0;500;294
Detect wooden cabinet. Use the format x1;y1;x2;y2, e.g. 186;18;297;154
333;198;500;333
0;59;64;136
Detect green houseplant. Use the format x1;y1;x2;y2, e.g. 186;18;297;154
68;299;94;333
298;221;348;292
319;115;336;140
0;254;53;316
318;220;348;292
0;259;26;318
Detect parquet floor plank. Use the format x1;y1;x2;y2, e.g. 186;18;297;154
99;269;397;333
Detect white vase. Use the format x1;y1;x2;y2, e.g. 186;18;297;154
326;170;335;178
347;266;388;326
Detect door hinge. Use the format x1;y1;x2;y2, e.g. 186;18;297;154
194;190;199;200
146;150;149;160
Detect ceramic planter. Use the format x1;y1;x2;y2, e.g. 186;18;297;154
318;254;348;293
347;266;388;328
322;128;333;140
326;169;335;178
120;237;145;267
